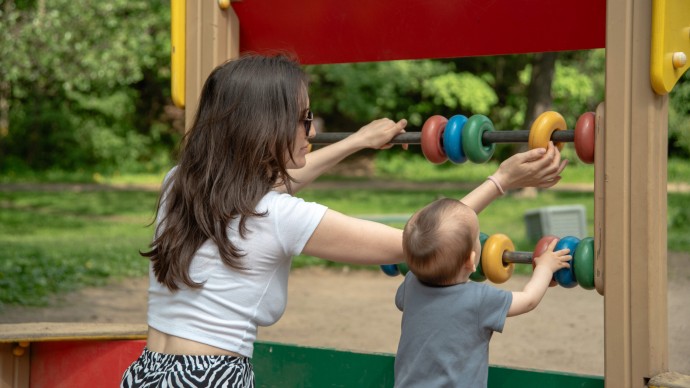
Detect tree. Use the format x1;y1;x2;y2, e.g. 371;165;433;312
0;0;175;173
669;72;690;157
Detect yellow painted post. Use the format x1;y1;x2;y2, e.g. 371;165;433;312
604;0;669;386
650;0;690;95
171;0;185;108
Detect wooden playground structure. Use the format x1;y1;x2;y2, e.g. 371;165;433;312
2;0;689;387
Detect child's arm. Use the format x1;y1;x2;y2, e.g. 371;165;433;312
507;239;571;317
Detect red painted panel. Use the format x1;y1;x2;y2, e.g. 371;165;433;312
232;0;606;64
30;340;145;388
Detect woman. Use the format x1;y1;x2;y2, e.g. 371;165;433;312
121;54;566;387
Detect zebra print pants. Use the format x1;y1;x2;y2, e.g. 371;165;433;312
121;347;254;387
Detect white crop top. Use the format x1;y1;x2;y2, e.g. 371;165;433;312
147;168;328;357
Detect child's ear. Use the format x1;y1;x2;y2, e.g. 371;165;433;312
466;251;477;271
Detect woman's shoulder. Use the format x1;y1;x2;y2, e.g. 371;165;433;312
164;165;179;182
263;190;323;207
259;191;327;217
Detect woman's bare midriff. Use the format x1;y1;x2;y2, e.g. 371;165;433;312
146;326;245;358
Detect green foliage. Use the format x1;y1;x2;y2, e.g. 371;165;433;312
1;1;689;178
668;157;690;182
517;49;605;128
669;72;690;157
668;193;690;252
306;59;499;129
552;63;596;121
424;72;497;115
0;0;177;174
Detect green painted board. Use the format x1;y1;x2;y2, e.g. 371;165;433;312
254;341;604;387
254;341;395;387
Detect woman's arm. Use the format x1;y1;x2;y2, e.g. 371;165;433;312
461;142;568;213
280;118;407;193
302;209;404;265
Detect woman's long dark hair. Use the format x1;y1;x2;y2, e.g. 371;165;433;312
142;54;310;291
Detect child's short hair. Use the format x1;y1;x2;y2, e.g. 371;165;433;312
403;198;477;285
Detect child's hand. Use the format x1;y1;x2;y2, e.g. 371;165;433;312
533;239;571;273
351;118;408;150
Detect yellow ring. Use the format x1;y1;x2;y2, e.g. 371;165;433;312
529;111;566;151
481;233;514;284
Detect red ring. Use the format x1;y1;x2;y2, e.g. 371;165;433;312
421;115;448;164
574;112;595;164
534;235;559;287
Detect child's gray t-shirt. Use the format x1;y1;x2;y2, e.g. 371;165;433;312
394;273;512;387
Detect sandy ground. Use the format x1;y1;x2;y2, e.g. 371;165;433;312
1;253;688;378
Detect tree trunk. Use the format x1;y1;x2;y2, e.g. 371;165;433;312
516;52;557;198
0;80;8;138
0;0;14;137
524;52;557;130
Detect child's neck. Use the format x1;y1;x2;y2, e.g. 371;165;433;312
454;268;472;284
448;271;472;285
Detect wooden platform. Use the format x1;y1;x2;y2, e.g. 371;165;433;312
0;323;147;343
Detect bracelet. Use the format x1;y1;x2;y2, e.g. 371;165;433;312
487;176;505;195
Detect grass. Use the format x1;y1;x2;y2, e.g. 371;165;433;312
0;190;158;306
373;149;689;185
1;152;688;307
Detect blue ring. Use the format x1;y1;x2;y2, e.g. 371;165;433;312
380;264;400;277
443;115;468;164
554;236;579;288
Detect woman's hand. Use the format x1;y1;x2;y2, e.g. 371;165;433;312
283;118;408;193
348;118;408;150
492;142;568;191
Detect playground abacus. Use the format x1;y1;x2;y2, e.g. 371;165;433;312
312;110;597;165
381;233;596;290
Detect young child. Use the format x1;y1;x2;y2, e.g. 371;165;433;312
394;198;571;388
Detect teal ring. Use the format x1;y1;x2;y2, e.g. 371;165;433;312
380;264;400;277
462;114;496;163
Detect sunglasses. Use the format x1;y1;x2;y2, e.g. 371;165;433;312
303;109;313;137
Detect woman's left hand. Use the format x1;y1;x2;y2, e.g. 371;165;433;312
493;142;568;191
350;118;408;150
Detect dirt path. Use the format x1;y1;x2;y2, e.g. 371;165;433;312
2;253;688;377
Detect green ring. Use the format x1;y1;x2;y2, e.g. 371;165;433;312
462;115;496;163
470;232;489;281
397;262;410;276
574;237;595;290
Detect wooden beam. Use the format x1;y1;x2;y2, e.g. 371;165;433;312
603;0;669;386
185;1;239;130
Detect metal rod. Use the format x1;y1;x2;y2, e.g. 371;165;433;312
502;250;533;264
311;129;575;145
